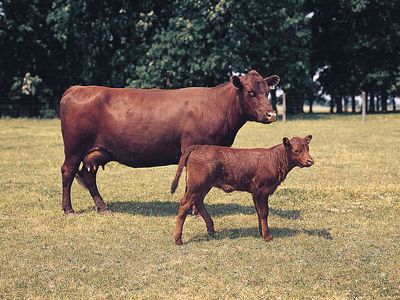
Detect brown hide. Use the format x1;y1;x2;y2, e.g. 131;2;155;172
60;70;279;214
171;136;313;245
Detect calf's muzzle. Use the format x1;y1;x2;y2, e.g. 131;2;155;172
306;158;314;167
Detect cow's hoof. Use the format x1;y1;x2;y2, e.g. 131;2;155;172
175;239;183;246
97;208;112;215
64;209;76;216
264;235;273;242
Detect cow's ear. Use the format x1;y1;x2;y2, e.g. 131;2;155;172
283;137;291;148
265;75;280;89
304;135;312;144
231;75;242;89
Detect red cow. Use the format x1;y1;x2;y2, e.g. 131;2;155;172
60;70;279;214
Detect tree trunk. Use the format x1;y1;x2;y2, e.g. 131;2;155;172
369;92;375;112
309;98;313;113
335;95;343;113
330;96;335;113
351;92;356;113
381;90;388;112
344;97;349;113
285;92;304;114
376;95;380;111
270;89;277;112
392;94;396;112
298;94;305;114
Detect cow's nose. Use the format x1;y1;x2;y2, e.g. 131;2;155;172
307;159;314;166
266;111;277;122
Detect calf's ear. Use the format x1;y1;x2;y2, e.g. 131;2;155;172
283;137;291;148
265;75;280;89
231;75;242;89
304;135;312;144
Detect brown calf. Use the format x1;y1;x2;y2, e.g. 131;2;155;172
171;136;314;245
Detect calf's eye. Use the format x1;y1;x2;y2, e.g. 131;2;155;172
247;91;255;97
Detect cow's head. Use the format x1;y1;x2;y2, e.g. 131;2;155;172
283;135;314;168
231;70;279;124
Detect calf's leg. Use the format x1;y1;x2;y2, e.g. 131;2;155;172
174;188;210;245
194;200;215;237
174;195;193;245
252;195;263;236
256;196;273;241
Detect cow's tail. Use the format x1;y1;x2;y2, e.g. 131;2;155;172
75;167;88;189
171;145;201;194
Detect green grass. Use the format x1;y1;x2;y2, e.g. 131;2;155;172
0;114;399;299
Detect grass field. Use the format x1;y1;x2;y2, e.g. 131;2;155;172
0;114;399;299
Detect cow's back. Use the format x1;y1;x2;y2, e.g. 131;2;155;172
60;84;242;167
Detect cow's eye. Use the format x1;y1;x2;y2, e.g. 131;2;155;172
293;149;300;154
247;91;255;97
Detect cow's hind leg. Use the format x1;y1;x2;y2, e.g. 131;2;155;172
77;148;112;214
61;157;81;214
77;167;111;214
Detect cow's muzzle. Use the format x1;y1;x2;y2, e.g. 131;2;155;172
265;111;277;123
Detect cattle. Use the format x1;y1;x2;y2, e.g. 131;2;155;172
60;70;280;214
170;136;314;245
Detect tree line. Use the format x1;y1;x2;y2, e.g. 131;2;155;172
0;0;399;117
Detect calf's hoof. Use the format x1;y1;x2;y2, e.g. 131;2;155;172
264;235;273;242
175;239;183;246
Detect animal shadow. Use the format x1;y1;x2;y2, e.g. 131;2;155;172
188;226;332;243
107;200;300;219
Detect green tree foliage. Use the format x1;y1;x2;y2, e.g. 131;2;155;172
307;0;400;112
129;0;313;114
0;0;398;116
47;1;144;88
0;0;56;116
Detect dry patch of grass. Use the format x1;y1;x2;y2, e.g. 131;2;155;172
0;114;399;299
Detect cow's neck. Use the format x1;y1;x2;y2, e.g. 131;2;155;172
213;84;247;145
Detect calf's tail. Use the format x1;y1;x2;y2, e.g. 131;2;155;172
171;145;201;194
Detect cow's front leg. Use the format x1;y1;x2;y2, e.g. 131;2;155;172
256;195;273;241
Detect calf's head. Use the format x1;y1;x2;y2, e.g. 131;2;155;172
231;70;280;124
283;135;314;168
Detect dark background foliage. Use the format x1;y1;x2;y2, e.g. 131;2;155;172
0;0;398;117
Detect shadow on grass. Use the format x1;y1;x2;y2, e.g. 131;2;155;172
106;200;300;219
187;226;332;244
